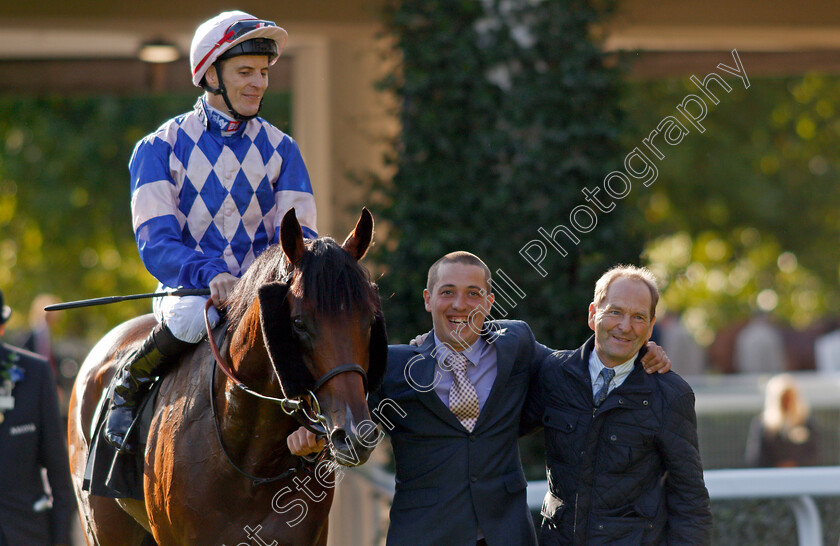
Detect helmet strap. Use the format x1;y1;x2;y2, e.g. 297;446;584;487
203;64;261;122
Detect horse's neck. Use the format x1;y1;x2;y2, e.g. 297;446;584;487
227;303;277;394
216;305;299;467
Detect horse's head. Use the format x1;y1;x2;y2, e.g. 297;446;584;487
246;208;386;467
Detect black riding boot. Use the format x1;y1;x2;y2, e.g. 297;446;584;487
104;322;194;452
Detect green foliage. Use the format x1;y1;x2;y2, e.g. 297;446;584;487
622;74;840;335
374;0;641;346
0;92;291;341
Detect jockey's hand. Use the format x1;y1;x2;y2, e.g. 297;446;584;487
287;426;326;456
409;331;430;347
209;272;238;308
641;341;671;374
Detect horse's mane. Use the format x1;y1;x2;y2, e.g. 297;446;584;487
225;238;380;329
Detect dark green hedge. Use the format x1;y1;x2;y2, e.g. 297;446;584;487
372;0;643;346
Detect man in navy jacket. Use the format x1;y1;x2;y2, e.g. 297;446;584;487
522;265;712;545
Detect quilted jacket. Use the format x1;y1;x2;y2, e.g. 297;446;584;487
522;336;712;545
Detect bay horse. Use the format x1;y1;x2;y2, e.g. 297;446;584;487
67;208;387;545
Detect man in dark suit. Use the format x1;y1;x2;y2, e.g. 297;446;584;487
368;251;548;545
0;290;75;546
289;252;671;545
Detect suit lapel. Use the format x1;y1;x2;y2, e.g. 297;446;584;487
473;324;515;431
412;332;468;430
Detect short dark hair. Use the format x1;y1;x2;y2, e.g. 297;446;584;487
426;251;492;293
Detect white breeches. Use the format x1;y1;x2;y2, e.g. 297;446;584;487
153;285;220;343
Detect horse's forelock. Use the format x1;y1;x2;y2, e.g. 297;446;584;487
225;239;379;329
298;238;379;318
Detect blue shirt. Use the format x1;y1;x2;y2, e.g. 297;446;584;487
129;97;317;289
431;334;497;412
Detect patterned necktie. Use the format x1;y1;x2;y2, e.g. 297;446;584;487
593;367;616;407
446;352;480;431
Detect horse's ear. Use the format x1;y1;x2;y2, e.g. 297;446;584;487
367;312;388;393
342;207;374;261
280;208;305;266
258;281;315;398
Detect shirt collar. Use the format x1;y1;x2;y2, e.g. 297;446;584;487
588;349;636;385
195;96;246;136
432;333;489;367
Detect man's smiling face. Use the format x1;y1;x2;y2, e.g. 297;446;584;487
424;262;492;351
588;276;656;367
206;55;269;117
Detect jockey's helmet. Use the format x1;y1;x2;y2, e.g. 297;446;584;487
190;10;288;89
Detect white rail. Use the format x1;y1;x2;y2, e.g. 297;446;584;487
350;466;840;544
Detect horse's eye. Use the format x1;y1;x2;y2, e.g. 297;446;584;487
293;317;307;332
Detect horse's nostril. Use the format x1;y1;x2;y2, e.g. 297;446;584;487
330;428;350;447
329;427;374;467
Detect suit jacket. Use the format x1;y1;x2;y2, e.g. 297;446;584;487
0;343;75;546
369;320;551;546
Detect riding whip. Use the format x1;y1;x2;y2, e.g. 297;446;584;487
44;288;211;311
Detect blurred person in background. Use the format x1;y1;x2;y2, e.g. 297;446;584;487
0;289;75;546
745;373;821;468
22;294;73;415
656;311;707;376
814;318;840;373
734;312;787;374
23;294;61;375
104;10;317;452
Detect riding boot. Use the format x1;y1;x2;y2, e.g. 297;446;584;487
104;322;194;452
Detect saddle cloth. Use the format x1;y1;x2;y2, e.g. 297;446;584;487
82;381;159;500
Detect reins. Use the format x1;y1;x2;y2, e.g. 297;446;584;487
208;359;307;486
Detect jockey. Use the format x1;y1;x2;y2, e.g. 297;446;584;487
105;10;318;451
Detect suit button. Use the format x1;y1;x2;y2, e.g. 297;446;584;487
469;435;476;442
470;475;478;483
618;398;624;404
598;524;604;530
643;400;649;406
610;435;617;441
579;451;585;457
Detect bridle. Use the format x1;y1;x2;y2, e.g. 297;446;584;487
203;299;368;436
203;299;369;485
